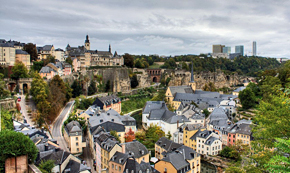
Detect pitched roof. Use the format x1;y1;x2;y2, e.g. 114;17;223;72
16;49;28;54
42;45;53;51
155;137;182;152
93;95;121;107
124;159;159;173
110;151;128;165
121;140;149;159
64;159;91;173
169;86;193;95
161;151;190;171
65;121;82;133
39;66;56;73
143;101;167;114
36;148;70;166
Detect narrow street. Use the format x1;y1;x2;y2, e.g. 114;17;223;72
51;101;74;151
19;95;34;126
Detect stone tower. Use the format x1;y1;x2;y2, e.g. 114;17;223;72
189;62;196;92
85;35;90;50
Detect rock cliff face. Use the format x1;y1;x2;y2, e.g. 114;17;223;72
166;69;247;89
133;68;152;88
92;68;131;92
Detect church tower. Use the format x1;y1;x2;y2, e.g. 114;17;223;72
85;35;90;50
189;62;196;92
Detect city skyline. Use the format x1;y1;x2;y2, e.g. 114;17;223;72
1;0;289;58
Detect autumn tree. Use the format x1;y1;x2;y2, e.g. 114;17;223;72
136;124;165;149
30;73;50;125
125;128;135;142
23;43;38;62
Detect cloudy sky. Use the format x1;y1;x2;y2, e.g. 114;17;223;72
1;0;289;57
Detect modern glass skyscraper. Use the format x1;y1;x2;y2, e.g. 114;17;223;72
235;45;244;56
253;41;257;56
222;47;231;54
212;45;225;53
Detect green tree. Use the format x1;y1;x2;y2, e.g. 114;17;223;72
0;130;38;172
239;88;256;109
123;53;134;68
203;109;210;118
38;160;55;173
252;90;290;148
65;57;73;66
31;61;44;72
130;75;139;88
266;138;290;172
71;80;83;98
88;80;97;95
0;109;13;130
10;61;29;80
136;124;165;149
135;59;144;68
0;74;10;98
181;62;189;71
23;43;38;62
110;130;121;143
166;131;172;140
43;55;56;66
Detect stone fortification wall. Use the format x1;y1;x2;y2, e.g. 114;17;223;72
166;69;247;89
92;68;131;92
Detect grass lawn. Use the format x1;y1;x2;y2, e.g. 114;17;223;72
121;97;152;114
149;63;162;69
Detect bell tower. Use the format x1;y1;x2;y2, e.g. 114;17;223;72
85;35;90;50
189;62;196;92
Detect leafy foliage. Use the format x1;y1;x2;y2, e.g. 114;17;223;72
110;130;121;143
239;88;256;109
0;109;13;130
31;61;44;72
266;138;290;172
0;73;10;98
88;80;97;95
71;80;83;98
23;43;38;62
38;160;55;173
0;130;38;172
135;124;165;150
125;128;135;142
123;53;134;68
10;61;29;80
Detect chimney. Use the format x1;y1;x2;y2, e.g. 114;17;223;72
122;144;126;153
177;120;179;129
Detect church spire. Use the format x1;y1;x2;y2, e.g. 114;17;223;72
191;62;194;82
109;44;111;53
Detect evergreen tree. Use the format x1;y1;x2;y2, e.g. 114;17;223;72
88;80;97;95
71;80;83;98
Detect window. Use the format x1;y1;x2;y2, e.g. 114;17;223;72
76;142;79;146
77;148;79;151
119;166;121;171
76;137;78;140
207;147;209;151
112;164;114;168
164;168;167;173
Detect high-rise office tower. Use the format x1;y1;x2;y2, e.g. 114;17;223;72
235;45;244;56
252;41;257;56
222;47;231;54
213;45;225;53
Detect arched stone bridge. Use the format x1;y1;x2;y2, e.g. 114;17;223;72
146;69;162;83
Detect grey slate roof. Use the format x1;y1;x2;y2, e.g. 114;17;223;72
42;45;53;51
169;85;193;96
184;124;204;131
16;49;28;54
39;66;56;73
101;138;119;152
161;151;190;171
209;107;228;122
155;137;182;152
65;121;82;134
36;148;70;166
93;95;121;107
124;159;160;173
143;101;167;114
64;159;91;173
121;140;149;159
205;136;219;145
110;151;128;165
176;145;200;160
196;130;213;139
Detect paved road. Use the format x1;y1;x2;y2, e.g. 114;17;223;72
51;101;74;151
19;95;34;126
83;139;96;173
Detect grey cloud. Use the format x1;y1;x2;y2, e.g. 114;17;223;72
0;0;289;57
